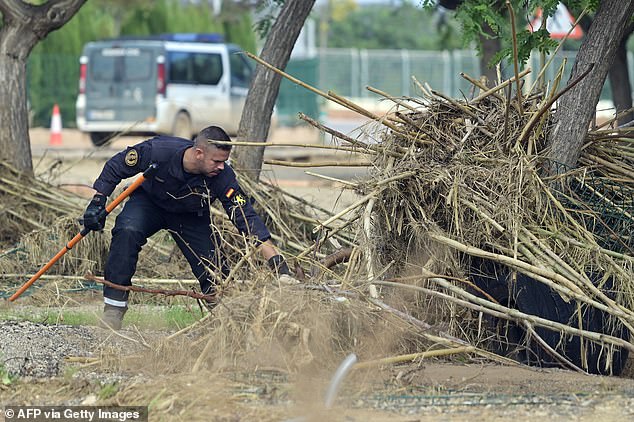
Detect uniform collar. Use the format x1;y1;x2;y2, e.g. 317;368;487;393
169;145;193;182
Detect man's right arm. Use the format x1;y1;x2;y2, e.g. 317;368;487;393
82;141;153;232
93;142;153;196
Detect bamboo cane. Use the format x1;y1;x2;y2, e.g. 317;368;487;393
363;196;379;299
583;153;634;181
518;64;595;146
523;322;585;373
374;279;634;354
166;313;214;340
470;68;532;104
297;112;359;145
312;192;377;233
431;90;495;138
527;8;589;94
505;0;523;113
353;347;475;370
296;216;359;260
264;159;372;168
245;51;347;109
428;232;634;324
366;86;419;112
520;228;589;286
532;228;634;262
327;91;406;134
304;171;359;187
208;139;376;155
461;72;505;102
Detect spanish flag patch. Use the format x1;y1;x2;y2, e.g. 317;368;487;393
225;188;235;198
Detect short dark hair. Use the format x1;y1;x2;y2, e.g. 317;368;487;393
195;126;232;151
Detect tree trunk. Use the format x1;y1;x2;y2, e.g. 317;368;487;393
608;25;634;126
0;31;32;173
479;25;500;87
0;0;87;175
548;0;634;169
233;0;316;181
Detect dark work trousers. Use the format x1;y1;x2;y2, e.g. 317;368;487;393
103;190;224;306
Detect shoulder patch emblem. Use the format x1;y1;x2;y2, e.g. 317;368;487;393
233;193;247;207
225;187;247;207
125;149;138;167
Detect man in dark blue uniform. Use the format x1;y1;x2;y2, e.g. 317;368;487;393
83;126;292;330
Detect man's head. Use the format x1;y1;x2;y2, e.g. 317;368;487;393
195;126;233;151
190;126;232;177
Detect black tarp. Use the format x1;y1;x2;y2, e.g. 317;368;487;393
469;257;630;375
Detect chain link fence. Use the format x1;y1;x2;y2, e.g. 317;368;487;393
550;161;634;254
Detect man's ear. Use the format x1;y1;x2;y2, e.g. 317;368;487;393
194;147;205;160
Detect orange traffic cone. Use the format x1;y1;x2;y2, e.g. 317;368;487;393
49;104;62;146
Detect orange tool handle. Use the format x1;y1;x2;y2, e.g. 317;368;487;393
9;164;158;302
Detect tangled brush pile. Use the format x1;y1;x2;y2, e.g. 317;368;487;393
339;70;634;375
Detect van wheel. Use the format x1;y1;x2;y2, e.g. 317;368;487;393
172;112;192;139
89;132;111;146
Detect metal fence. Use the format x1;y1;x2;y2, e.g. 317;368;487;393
26;48;634;128
317;48;479;99
315;48;634;102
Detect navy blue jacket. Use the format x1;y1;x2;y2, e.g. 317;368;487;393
93;136;271;243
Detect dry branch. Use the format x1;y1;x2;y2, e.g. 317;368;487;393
264;159;372;168
84;273;217;302
353;346;475;370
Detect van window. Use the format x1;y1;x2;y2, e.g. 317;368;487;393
90;48;153;82
124;51;153;80
167;52;223;85
89;48;153;82
90;51;116;81
229;53;253;88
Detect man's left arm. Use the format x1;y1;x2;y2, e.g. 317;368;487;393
215;169;292;278
259;239;292;277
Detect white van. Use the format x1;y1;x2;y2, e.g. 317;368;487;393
76;33;254;146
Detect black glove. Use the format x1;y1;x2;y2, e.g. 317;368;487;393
268;254;291;276
83;193;107;231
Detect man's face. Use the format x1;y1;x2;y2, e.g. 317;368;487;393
196;145;230;177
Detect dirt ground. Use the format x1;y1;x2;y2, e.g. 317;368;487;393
1;300;634;422
1;127;634;421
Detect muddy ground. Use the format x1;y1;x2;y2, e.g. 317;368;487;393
1;128;634;421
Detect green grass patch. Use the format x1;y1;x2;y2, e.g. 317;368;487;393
0;362;17;386
98;382;119;400
123;305;202;330
63;366;80;380
0;305;204;330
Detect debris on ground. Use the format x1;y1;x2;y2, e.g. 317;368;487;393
2;58;634;391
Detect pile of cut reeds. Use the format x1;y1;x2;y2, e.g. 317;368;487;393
0;161;110;277
281;62;634;373
245;46;634;372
